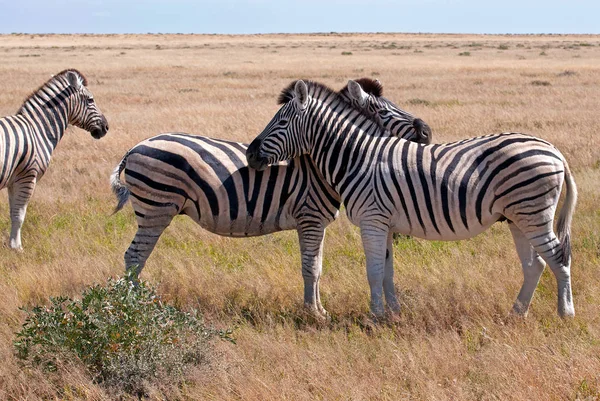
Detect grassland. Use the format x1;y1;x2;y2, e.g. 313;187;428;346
0;33;600;400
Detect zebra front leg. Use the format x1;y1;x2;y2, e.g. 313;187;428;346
7;177;37;251
297;223;328;319
361;224;389;318
508;222;546;316
384;232;401;314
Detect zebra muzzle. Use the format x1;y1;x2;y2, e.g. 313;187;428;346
246;140;269;171
90;118;109;139
413;118;432;144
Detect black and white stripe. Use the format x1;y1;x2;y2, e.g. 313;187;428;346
111;79;428;318
0;69;108;250
246;79;577;318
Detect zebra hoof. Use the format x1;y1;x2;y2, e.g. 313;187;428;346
304;304;330;322
558;305;575;319
8;241;23;253
510;301;530;317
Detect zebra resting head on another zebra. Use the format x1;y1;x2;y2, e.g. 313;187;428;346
1;69;108;250
338;78;432;144
247;79;577;319
110;78;430;320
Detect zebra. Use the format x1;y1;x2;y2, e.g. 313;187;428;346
110;79;431;319
246;79;577;319
0;69;109;250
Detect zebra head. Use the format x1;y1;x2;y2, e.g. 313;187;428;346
342;78;432;144
63;70;109;139
247;80;311;171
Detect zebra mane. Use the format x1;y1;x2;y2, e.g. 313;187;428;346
339;78;383;97
277;79;394;133
277;79;388;127
277;80;338;105
18;69;88;114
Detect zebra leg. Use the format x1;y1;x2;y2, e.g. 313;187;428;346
7;177;37;251
524;227;574;318
124;206;176;280
360;225;389;318
508;222;546;316
297;223;328;319
384;232;401;314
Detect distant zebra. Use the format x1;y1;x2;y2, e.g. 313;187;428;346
110;79;430;319
247;79;577;318
0;69;109;250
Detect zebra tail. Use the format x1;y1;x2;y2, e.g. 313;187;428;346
556;160;578;265
110;151;131;215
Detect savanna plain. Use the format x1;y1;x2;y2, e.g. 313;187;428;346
0;33;600;400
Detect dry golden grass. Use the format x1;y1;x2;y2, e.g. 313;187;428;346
0;33;599;400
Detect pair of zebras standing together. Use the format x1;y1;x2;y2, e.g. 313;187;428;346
0;69;577;320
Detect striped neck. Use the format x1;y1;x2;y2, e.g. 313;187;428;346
17;76;74;149
305;92;386;192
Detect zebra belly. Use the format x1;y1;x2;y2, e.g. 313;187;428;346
200;210;298;237
390;213;503;241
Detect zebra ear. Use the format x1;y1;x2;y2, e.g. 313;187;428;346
347;80;368;107
294;80;309;110
66;71;82;90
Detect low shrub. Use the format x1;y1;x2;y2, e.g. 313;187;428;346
14;275;233;396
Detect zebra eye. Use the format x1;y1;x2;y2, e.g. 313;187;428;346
87;98;94;104
278;120;289;127
377;109;394;119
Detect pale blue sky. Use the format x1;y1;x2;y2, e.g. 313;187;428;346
0;0;598;34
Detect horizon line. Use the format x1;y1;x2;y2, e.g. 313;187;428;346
2;32;600;36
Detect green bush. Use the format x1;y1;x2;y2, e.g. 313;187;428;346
14;275;233;396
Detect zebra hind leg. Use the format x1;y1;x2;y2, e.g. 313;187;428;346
7;177;37;251
523;225;574;318
125;205;177;281
508;222;546;316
